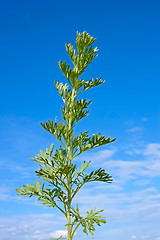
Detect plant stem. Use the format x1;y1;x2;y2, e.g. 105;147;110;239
67;87;75;240
71;222;81;239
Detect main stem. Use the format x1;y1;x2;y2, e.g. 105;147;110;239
67;87;75;240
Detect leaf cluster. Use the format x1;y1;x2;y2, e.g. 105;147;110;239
70;205;106;236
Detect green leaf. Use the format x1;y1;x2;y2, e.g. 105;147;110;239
31;144;54;166
65;43;76;63
40;119;69;147
76;31;96;55
72;132;116;159
49;236;67;240
85;168;113;183
71;207;106;236
55;80;71;103
81;133;116;153
80;161;91;173
16;180;42;196
83;78;105;92
58;60;79;85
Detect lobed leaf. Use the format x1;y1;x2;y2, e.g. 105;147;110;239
71;206;106;236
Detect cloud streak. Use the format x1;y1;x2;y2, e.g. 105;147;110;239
0;214;65;240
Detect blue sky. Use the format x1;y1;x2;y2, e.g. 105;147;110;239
0;0;160;239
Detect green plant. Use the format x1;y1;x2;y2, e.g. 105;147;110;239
16;31;116;240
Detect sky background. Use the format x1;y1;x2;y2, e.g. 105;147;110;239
0;0;160;240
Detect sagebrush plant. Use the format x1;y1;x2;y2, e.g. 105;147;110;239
16;31;116;240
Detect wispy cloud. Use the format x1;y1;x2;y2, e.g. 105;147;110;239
49;230;68;238
144;143;160;158
131;236;137;239
0;186;10;200
77;148;116;164
0;214;65;240
126;127;143;133
140;235;149;239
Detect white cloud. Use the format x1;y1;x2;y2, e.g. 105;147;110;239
0;214;65;240
49;230;67;238
0;185;10;200
90;142;160;180
106;158;160;180
125;143;160;160
131;236;137;239
8;226;17;235
144;143;160;159
127;127;143;133
98;149;116;159
73;184;160;225
77;148;116;164
0;193;9;200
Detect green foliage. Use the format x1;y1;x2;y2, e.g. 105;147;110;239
70;205;106;236
16;31;116;240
